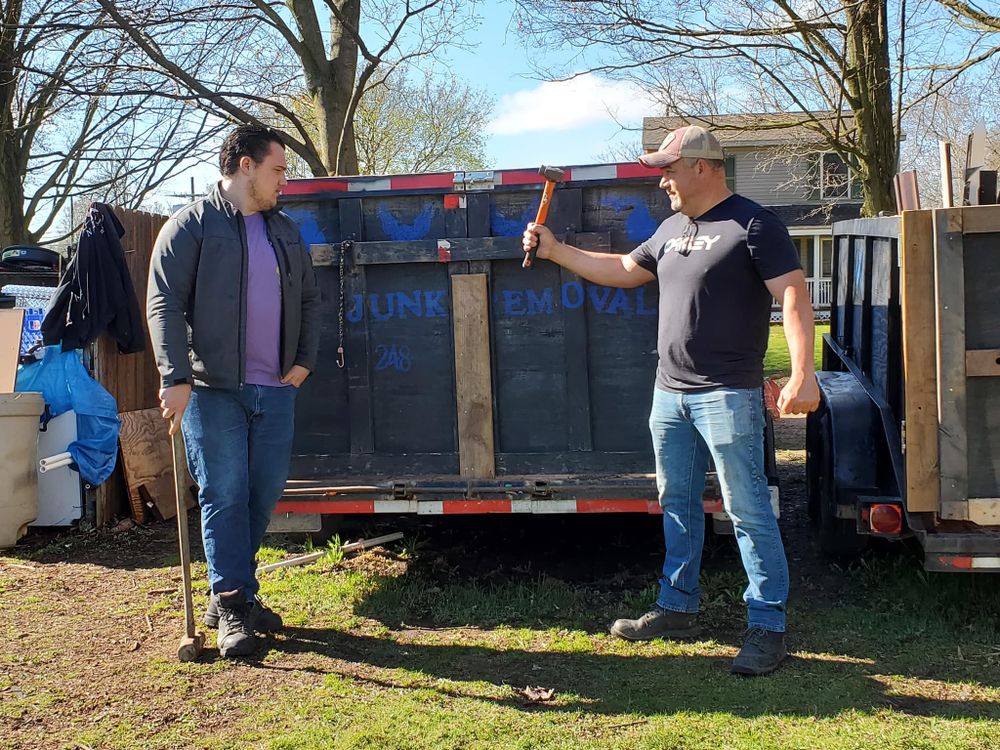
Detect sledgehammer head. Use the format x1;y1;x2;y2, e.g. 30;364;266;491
177;632;205;662
538;165;566;183
523;164;566;271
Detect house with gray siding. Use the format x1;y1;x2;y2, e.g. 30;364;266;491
643;114;863;313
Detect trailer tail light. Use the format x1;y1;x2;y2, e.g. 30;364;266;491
868;503;903;535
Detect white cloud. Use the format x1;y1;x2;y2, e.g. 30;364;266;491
487;73;660;136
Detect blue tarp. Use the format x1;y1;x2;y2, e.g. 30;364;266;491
15;346;120;485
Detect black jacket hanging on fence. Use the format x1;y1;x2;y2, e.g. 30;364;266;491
42;202;145;354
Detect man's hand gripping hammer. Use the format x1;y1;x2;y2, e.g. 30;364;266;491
522;165;566;269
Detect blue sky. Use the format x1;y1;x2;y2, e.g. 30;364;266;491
444;1;658;170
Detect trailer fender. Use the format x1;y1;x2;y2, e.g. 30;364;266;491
815;371;879;497
807;371;878;557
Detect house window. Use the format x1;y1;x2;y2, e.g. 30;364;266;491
821;237;833;277
794;236;815;277
817;152;863;200
821;153;850;199
725;156;736;193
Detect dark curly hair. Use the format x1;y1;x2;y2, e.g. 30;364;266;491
219;124;285;176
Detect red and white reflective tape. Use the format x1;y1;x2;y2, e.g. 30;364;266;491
933;555;1000;571
274;487;779;518
281;163;661;197
492;164;660;185
275;497;666;515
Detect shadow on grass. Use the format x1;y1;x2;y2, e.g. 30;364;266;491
241;625;1000;722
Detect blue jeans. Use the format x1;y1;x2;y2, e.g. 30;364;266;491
649;386;788;632
182;384;296;598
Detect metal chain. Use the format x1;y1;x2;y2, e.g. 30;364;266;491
336;239;352;368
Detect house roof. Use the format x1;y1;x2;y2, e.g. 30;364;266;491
771;202;862;228
642;113;855;151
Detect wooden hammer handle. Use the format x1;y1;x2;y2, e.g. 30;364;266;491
172;430;197;640
523;180;557;269
534;180;556;226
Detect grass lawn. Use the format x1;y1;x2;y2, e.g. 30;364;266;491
3;504;999;749
3;339;999;750
764;323;829;378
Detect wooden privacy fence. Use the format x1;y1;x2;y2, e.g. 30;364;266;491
90;207;168;525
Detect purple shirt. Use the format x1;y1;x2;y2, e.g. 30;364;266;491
243;212;287;387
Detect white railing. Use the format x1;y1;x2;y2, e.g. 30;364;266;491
807;278;833;307
771;277;832;322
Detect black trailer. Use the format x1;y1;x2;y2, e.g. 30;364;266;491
271;164;779;533
810;207;1000;571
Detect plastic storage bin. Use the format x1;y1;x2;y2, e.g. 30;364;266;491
0;392;45;548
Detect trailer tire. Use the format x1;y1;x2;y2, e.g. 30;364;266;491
807;404;868;559
309;514;351;545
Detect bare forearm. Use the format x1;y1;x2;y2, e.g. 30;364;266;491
547;242;645;289
782;286;815;378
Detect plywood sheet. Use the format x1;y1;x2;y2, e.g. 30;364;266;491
0;309;25;393
119;408;194;521
451;274;495;478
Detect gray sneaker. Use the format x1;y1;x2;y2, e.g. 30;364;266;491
216;591;258;658
731;627;787;675
205;594;283;633
610;607;701;641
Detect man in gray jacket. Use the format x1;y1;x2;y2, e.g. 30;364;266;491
148;124;320;658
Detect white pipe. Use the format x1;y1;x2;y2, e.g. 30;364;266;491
39;457;73;473
256;532;404;575
40;451;72;467
39;456;73;471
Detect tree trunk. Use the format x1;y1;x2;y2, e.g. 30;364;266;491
0;2;29;247
317;72;359;175
290;0;360;176
846;0;898;216
0;158;29;249
318;0;360;176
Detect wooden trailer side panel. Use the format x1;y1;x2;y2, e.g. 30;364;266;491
900;211;940;513
935;206;1000;522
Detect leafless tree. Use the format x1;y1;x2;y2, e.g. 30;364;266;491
513;0;1000;217
900;73;1000;207
938;0;1000;31
0;0;227;249
97;0;482;177
353;67;493;175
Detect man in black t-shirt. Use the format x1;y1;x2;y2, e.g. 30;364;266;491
523;125;820;676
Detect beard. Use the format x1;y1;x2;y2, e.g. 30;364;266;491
248;178;278;212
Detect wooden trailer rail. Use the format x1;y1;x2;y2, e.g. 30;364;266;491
830;206;1000;546
929;206;1000;525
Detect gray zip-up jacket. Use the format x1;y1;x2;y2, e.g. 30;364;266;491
147;183;321;390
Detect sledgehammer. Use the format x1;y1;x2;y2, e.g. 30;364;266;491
522;164;566;269
171;430;204;662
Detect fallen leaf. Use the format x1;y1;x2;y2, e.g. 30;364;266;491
519;686;555;704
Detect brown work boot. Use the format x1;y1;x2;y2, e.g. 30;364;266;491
216;590;258;658
610;607;701;641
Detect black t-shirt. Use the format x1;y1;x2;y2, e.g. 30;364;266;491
629;194;801;392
